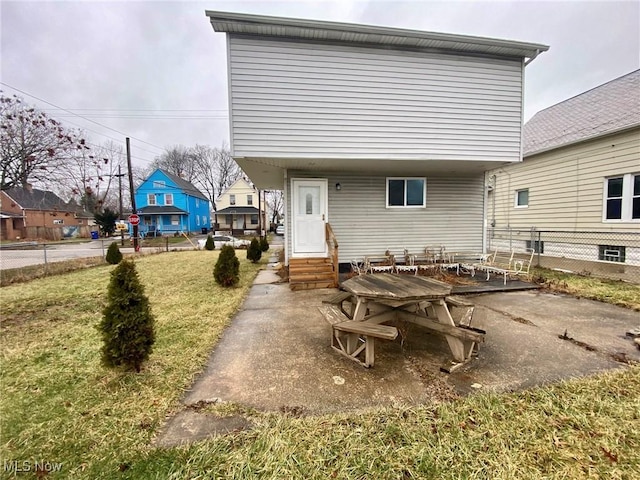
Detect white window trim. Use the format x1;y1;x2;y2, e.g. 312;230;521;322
147;194;156;206
514;188;529;208
385;177;427;208
164;193;173;206
602;173;639;223
153;180;165;188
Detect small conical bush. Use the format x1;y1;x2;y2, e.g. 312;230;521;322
247;237;262;263
105;242;123;264
214;244;240;287
204;235;215;251
259;236;269;252
98;259;155;372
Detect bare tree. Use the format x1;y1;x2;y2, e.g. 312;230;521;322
191;142;241;209
1;93;88;190
57;140;127;213
265;190;284;225
151;145;198;183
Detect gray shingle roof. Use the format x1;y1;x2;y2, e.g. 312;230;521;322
159;170;209;201
138;205;188;215
3;187;73;211
215;206;260;215
523;69;640;157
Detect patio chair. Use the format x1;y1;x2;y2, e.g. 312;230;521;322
350;259;365;275
365;252;395;273
396;248;418;275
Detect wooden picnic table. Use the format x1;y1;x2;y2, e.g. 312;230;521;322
321;273;485;370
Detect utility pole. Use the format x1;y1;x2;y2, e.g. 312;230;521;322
103;166;126;245
117;165;124;245
126;137;139;252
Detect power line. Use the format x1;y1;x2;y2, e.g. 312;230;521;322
0;82;167;154
51;114;229;120
42;108;229;112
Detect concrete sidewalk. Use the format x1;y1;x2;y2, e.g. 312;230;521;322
155;265;639;447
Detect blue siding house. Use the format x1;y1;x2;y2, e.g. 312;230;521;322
133;169;211;236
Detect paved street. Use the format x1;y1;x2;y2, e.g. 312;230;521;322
0;234;283;270
1;240;156;270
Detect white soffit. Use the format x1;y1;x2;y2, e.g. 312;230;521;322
206;10;549;62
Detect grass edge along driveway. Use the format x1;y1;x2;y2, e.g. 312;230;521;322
1;251;638;478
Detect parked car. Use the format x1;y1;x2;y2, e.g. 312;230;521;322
275;225;285;235
198;235;251;250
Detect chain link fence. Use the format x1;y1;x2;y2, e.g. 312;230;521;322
487;228;640;284
0;238;175;285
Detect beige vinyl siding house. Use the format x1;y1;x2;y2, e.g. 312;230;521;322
207;12;547;286
487;70;640;270
215;177;267;235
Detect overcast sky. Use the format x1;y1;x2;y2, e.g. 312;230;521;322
1;0;638;167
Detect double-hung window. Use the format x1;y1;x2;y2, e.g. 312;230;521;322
604;174;639;222
386;178;426;208
247;195;253;206
164;194;173;205
147;194;156;206
230;194;236;206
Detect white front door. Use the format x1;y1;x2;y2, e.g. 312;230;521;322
292;179;328;256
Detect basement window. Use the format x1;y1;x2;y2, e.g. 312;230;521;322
598;245;625;263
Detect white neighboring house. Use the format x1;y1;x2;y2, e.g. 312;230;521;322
206;11;548;288
486;70;640;270
214;178;268;235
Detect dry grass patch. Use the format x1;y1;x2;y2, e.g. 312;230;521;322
132;367;639;479
2;250;639;479
532;267;640;310
0;250;264;478
0;256;107;286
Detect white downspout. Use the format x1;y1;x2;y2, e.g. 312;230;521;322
283;169;289;267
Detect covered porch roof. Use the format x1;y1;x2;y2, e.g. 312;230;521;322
235;157;517;190
215;206;260;215
138;206;188;215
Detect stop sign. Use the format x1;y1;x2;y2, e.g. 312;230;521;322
128;214;140;226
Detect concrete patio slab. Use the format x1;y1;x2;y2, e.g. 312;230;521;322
157;269;638;446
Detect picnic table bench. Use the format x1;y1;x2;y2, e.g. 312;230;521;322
318;274;485;370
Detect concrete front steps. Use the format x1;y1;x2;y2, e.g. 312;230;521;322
289;257;337;290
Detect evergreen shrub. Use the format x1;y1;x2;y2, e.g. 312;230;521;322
246;237;262;263
98;259;155;372
105;242;123;264
205;235;215;251
214;244;240;287
259;236;269;252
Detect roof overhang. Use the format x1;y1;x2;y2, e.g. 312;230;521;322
236;157;519;190
206;10;549;62
0;212;25;219
215;206;260;215
138;206;188;215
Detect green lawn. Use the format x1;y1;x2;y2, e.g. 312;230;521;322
1;252;638;478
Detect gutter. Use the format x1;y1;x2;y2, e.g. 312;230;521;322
524;48;542;66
